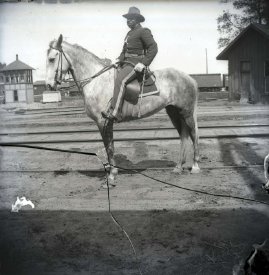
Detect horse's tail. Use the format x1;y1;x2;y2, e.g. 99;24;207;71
189;74;199;103
193;78;199;124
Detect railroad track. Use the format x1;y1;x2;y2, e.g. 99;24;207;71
1;124;269;145
0;123;268;136
8;109;269;119
3;106;269;121
0;165;264;173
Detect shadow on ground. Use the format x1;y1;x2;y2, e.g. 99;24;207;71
219;138;268;201
115;153;176;170
0;208;269;275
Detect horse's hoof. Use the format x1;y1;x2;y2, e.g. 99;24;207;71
191;166;200;174
110;167;118;177
172;167;183;174
101;182;116;189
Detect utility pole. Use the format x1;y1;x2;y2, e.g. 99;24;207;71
205;48;208;74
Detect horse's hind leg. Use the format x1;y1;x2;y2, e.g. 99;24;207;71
165;105;189;173
184;113;200;173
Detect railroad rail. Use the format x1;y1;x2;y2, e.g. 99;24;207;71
8;108;269;118
3;106;269;121
0;124;269;145
0;123;269;136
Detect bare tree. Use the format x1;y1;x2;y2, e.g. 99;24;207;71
217;0;269;48
0;63;6;70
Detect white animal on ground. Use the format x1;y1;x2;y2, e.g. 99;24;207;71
264;153;269;191
11;197;35;212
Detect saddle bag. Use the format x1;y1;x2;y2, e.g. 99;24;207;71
124;79;141;105
124;72;158;105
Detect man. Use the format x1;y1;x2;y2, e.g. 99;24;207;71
101;6;158;121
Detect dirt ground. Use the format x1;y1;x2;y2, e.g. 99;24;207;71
0;100;269;275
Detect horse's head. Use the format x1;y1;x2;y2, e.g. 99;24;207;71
46;34;71;91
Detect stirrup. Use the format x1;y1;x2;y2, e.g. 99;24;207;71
101;111;117;121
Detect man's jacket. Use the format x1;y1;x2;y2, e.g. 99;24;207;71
118;24;158;66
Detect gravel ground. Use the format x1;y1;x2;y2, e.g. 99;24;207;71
0;99;269;275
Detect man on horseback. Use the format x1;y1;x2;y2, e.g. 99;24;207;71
101;6;158;121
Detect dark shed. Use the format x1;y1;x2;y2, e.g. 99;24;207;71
217;23;269;103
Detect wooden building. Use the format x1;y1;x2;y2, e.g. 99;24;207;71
217;23;269;103
190;74;222;92
0;54;34;104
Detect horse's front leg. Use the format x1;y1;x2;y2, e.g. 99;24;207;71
98;120;118;185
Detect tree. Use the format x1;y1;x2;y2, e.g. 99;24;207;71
0;62;6;70
217;0;269;48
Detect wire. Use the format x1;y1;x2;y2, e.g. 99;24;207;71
112;165;269;207
1;143;268;206
0;143;143;274
102;168;142;275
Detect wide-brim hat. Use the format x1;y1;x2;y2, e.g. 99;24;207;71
122;7;145;22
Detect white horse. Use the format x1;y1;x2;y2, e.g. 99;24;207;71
46;35;200;183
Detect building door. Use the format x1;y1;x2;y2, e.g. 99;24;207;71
265;60;269;94
14;90;18;102
240;61;251;102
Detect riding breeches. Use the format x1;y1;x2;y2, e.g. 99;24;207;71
110;65;137;119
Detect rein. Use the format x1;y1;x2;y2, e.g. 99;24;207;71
50;45;117;93
49;45;151;100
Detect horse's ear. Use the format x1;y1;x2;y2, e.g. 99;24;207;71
56;34;63;48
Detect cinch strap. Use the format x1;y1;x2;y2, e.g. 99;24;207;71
125;53;144;58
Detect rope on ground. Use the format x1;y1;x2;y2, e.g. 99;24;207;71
1;143;268;206
112;165;269;207
0;143;142;275
1;142;269;275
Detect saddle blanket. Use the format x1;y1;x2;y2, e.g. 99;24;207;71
124;73;159;105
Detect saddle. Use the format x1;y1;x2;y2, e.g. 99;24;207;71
124;71;159;105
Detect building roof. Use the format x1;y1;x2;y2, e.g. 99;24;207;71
216;23;269;60
34;80;46;86
0;55;34;72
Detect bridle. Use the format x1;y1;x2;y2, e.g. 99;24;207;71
49;45;81;92
48;45;122;93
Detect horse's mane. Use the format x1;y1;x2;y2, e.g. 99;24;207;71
71;43;108;66
48;40;109;67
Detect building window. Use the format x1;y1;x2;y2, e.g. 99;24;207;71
14;90;18;102
20;74;25;82
11;76;16;84
240;61;250;73
5;76;10;83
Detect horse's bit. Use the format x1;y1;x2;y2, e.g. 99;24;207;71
49;45;77;89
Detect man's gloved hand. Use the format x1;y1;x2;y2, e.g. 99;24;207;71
134;62;145;72
111;58;121;67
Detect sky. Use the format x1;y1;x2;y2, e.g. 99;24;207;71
0;0;231;81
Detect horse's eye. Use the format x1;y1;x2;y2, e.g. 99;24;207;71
49;58;55;63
